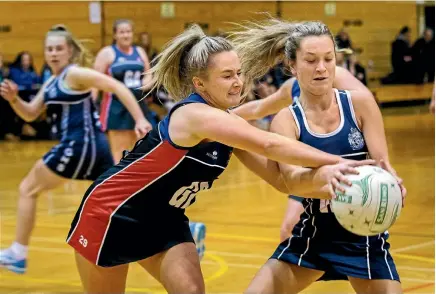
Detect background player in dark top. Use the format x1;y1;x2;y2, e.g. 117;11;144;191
0;25;149;274
232;18;406;294
67;24;370;294
95;19;153;162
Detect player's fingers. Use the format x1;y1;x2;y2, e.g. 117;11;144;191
330;177;344;195
328;183;336;199
335;171;352;187
348;159;375;167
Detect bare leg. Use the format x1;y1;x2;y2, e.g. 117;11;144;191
16;159;66;245
245;259;324;294
75;251;129;294
138;242;204;294
107;130;137;163
280;198;304;242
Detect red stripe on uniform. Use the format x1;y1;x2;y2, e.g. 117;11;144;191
67;141;187;265
99;92;112;132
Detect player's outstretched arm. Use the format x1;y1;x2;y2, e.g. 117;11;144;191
231;78;295;121
169;103;373;197
66;66;152;137
0;78;52;122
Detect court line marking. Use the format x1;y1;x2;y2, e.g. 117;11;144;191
0;242;432;274
2;244;434;278
404;282;435;293
203;252;229;284
391;253;434;264
203;260;435;274
1;234;434;263
0;244;228;289
0;274;240;294
391;240;435;253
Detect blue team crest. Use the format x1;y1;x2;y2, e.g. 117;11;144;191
348;128;364;150
48;87;57;99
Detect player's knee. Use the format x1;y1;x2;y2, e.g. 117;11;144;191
280;225;294;242
178;280;205;294
18;179;38;199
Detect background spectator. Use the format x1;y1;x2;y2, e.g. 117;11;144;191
412;27;435;83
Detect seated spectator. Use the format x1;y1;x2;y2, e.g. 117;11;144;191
335;28;353;50
382;26;414;84
0;52;14;140
9;51;41;100
412;28;435;83
6;52;51;141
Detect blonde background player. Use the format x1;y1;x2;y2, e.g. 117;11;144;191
0;25;149;274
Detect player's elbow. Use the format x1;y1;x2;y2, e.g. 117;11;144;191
23;110;40;122
261;135;281;158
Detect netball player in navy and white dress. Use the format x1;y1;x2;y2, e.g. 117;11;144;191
0;25;150;274
234;64;377;242
233;19;406;293
66;24;371;293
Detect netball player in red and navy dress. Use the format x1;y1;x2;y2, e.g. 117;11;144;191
67;25;371;293
0;25;149;274
95;19;153;163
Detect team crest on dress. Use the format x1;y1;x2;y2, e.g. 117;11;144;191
348;128;364;150
48;87;57;99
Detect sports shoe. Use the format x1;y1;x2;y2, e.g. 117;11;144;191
0;248;26;274
189;222;206;260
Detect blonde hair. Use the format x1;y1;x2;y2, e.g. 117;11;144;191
46;24;94;68
232;18;336;82
146;24;233;101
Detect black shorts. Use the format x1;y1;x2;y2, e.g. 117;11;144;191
66;162;195;267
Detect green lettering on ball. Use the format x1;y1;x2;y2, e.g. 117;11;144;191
375;183;389;224
334;192;352;204
351;174;371;206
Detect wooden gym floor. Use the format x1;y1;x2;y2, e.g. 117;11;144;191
0;105;434;293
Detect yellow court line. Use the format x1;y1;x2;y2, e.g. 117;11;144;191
392;253;435;264
209;233;276;243
210;233;436;264
0;275;160;293
1;252;228;292
204;252;229;284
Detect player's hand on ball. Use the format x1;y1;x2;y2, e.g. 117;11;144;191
323;159;376;199
379;159;406;207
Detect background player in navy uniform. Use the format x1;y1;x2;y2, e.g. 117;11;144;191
0;25;150;274
67;24;371;294
233;19;406;293
95;19;154;163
